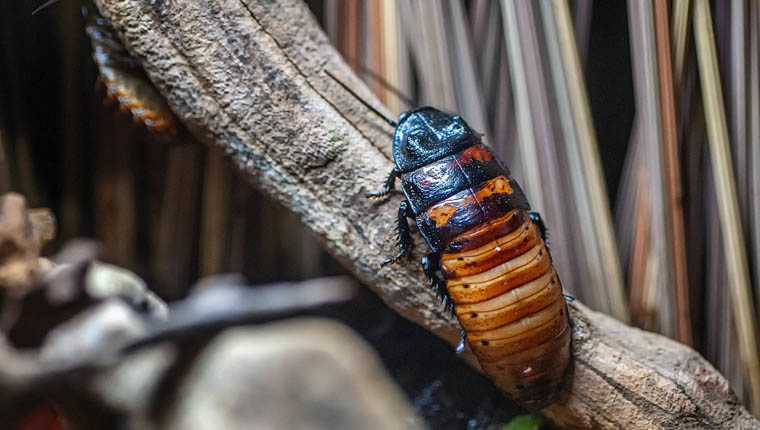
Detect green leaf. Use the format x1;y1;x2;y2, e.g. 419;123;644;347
503;414;545;430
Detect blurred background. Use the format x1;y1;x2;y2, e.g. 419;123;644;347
1;0;759;419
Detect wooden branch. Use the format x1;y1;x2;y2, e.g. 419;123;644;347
94;0;759;428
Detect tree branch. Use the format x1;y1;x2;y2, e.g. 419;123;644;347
93;0;759;428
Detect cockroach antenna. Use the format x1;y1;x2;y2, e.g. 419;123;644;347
351;63;415;108
32;0;63;15
325;70;398;128
333;56;415;108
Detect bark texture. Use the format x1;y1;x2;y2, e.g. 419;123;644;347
94;0;759;428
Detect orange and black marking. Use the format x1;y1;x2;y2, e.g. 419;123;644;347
368;107;571;409
84;5;178;137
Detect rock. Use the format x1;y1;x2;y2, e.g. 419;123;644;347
39;300;147;367
92;343;178;428
86;262;168;320
164;318;422;430
6;246;167;348
40;239;100;305
0;193;56;295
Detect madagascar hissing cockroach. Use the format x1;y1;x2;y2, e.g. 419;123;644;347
33;0;179;136
330;73;571;409
83;4;178;137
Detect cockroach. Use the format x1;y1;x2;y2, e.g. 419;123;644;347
83;5;179;137
330;73;571;409
34;0;178;136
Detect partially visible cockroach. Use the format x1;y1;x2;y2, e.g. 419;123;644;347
329;71;572;409
83;4;178;137
34;0;179;137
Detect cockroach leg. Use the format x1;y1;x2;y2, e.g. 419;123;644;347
421;253;436;282
456;328;468;354
382;200;413;266
367;168;399;200
422;252;455;316
529;211;548;242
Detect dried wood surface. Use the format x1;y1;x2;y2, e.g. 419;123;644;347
94;0;759;428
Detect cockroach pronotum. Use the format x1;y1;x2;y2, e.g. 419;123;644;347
330;72;572;409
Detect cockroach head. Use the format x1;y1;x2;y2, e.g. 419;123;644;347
392;107;481;173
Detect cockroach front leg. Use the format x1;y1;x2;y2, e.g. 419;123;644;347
382;200;413;266
367;168;399;200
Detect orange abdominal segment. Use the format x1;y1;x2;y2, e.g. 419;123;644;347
446;242;552;304
443;208;570;409
441;216;539;278
458;144;495;163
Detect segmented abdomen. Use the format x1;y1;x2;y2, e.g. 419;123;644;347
442;209;571;409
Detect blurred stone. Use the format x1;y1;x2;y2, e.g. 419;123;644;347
6;243;166;348
52;239;100;267
165;318;423;430
86;262;168;320
92;343;178;427
0;193;56;295
27;209;56;248
40;300;146;366
43;239;99;305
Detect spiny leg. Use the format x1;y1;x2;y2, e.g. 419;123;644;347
421;252;456;316
367;168;399;200
382;200;413;266
421;252;446;299
422;253;464;352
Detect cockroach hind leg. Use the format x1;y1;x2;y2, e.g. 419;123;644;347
439;286;457;319
567;312;577;330
528;211;548;242
366;168;399;200
433;278;448;302
421;252;440;282
428;269;450;305
455;328;467;354
421;255;432;280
